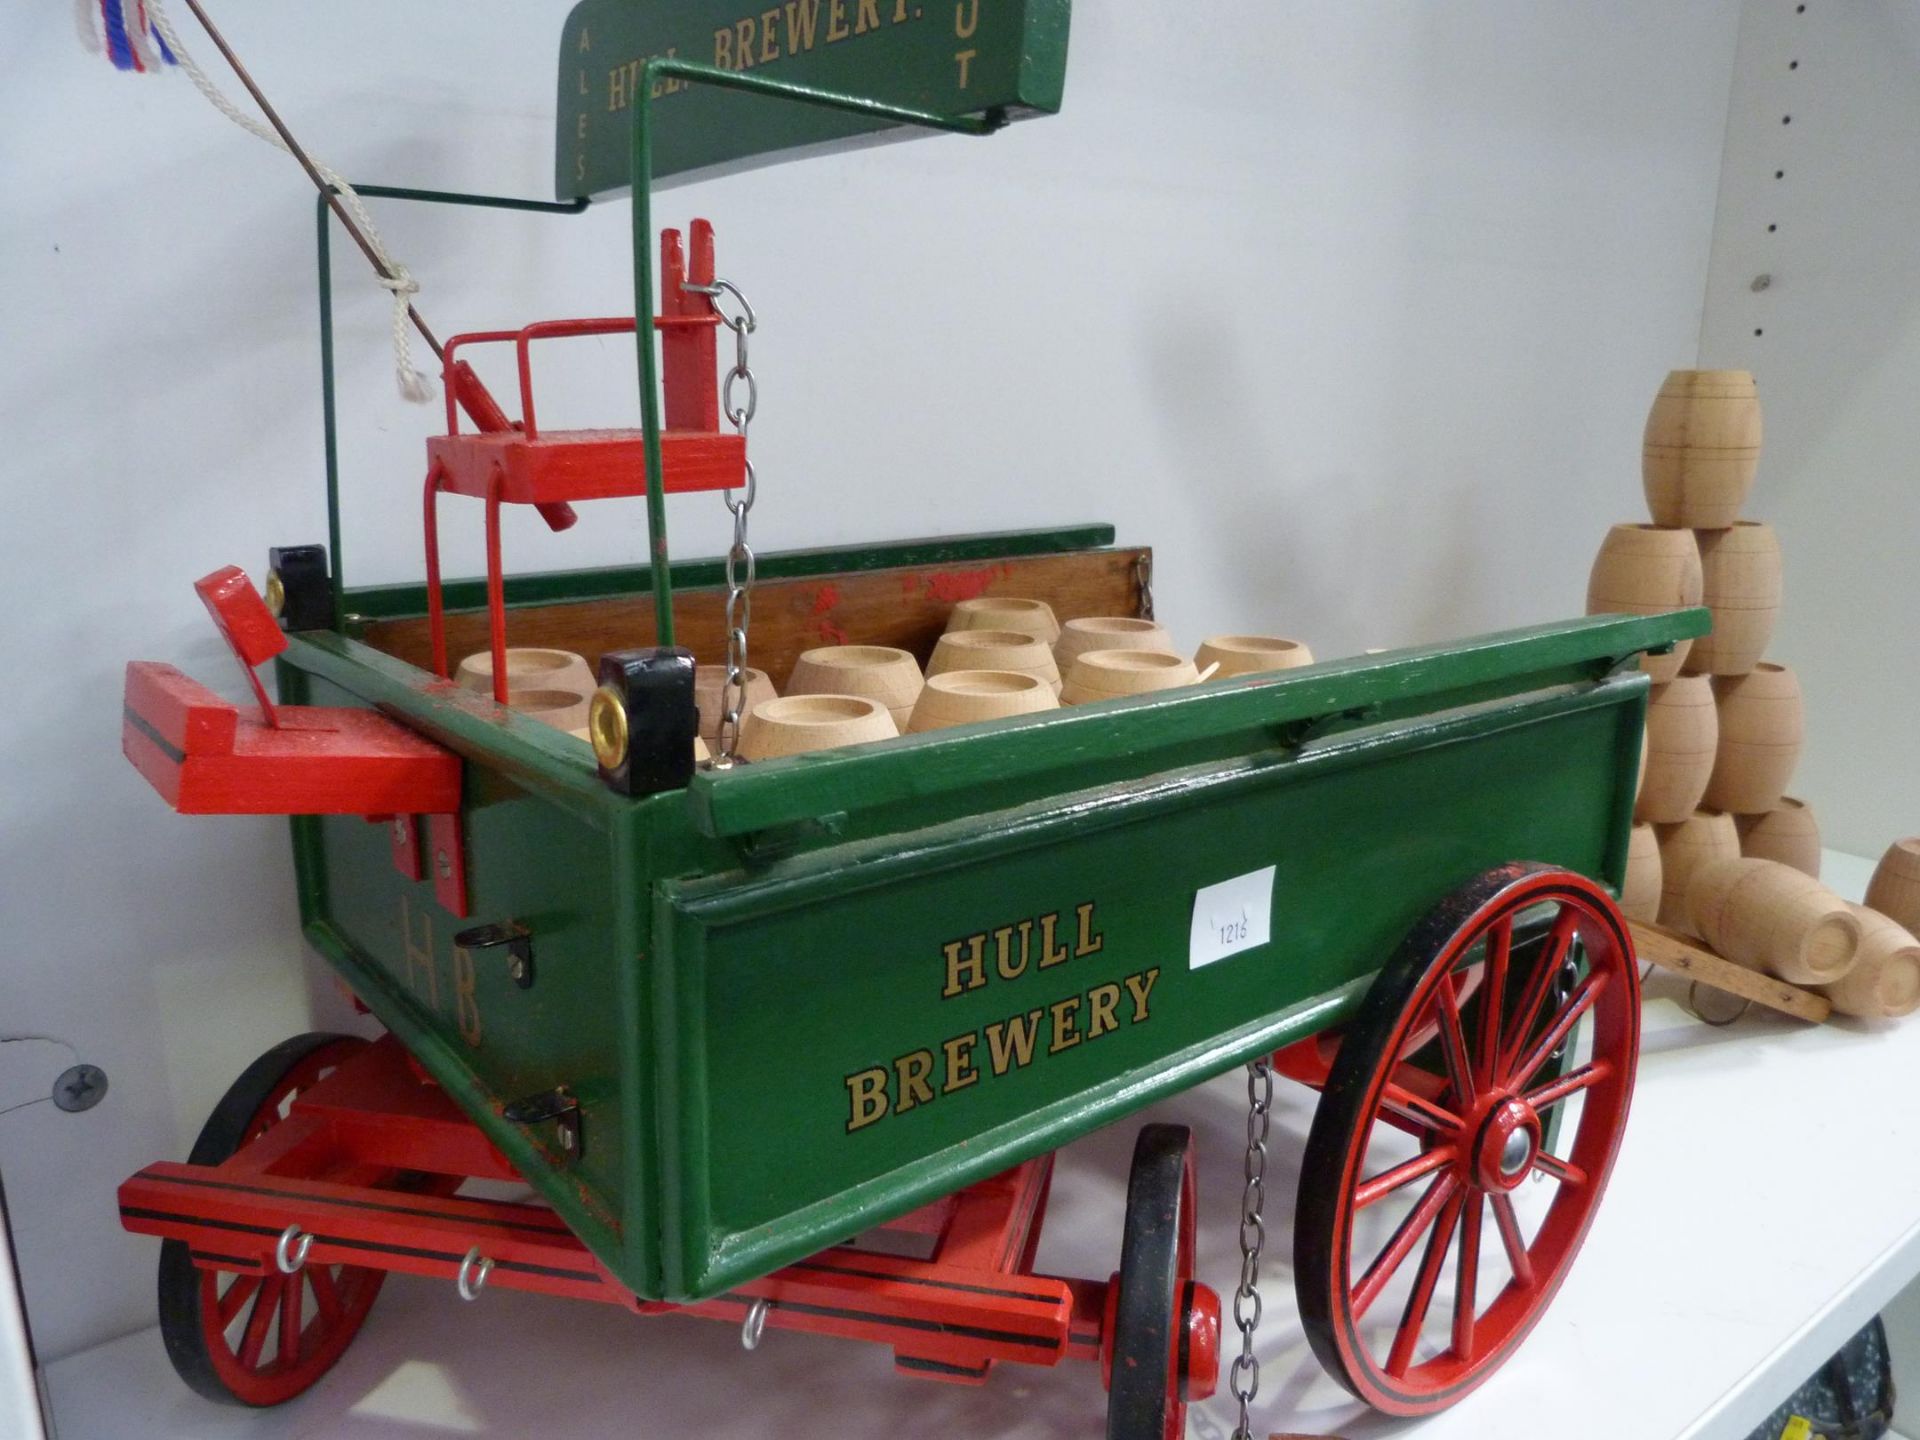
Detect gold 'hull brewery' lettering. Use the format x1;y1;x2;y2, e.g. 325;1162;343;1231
846;898;1156;1133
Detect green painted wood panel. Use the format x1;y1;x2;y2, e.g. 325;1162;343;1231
655;680;1643;1298
556;0;1070;196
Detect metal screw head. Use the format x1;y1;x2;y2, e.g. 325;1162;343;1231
436;849;452;879
559;1124;577;1152
393;818;408;841
1499;1129;1534;1177
52;1064;109;1113
507;957;528;983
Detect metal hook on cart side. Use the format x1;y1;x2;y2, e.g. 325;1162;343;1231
740;1297;770;1350
274;1224;313;1275
456;1247;494;1301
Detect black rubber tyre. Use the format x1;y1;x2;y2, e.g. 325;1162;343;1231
158;1032;380;1406
1107;1123;1196;1440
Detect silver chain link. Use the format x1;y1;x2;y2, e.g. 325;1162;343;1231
685;278;758;763
1135;551;1155;621
1230;1058;1271;1440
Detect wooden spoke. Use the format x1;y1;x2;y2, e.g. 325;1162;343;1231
1489;1193;1534;1290
216;1272;261;1329
1386;1188;1465;1378
307;1265;343;1327
1498;906;1577;1077
1353;1174;1458;1322
1532;1151;1589;1189
277;1270;302;1367
1452;1195;1484;1362
1524;1059;1612;1112
1474;917;1512;1089
1508;972;1608;1092
1432;973;1476;1110
236;1276;283;1371
1379;1080;1464;1138
1355;1146;1458;1210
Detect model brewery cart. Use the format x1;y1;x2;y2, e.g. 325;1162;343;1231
111;3;1705;1434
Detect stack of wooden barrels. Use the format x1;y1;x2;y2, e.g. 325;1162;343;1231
1588;370;1920;1020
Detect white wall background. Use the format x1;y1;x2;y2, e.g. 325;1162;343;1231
0;0;1743;1371
1698;0;1920;857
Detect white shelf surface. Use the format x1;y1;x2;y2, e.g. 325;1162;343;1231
42;851;1918;1440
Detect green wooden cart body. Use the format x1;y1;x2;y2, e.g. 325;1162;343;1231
272;12;1704;1307
278;533;1699;1304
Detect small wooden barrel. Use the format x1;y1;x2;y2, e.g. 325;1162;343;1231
1736;796;1820;878
1193;635;1313;679
1054;617;1175;671
739;694;898;759
1688;521;1781;676
907;670;1058;732
787;645;924;732
1819;906;1920;1019
1642;369;1762;528
1866;838;1920;935
1061;650;1200;705
945;596;1062;645
1622;822;1662;924
1656;810;1739;933
1686;856;1861;986
1585;524;1703;683
929;630;1061;695
1636;677;1717;823
1703;663;1803;814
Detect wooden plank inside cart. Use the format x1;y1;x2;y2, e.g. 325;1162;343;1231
113;2;1710;1434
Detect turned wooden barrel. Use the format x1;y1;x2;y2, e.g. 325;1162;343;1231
1686;856;1861;986
1819;906;1920;1019
1688;521;1781;676
1736;796;1820;878
1704;663;1803;814
1656;810;1739;933
1636;676;1718;823
1623;822;1662;924
1642;369;1762;528
1866;838;1920;935
1585;524;1703;683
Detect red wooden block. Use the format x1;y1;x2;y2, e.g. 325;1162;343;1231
195;565;287;669
423;428;744;506
122;662;461;817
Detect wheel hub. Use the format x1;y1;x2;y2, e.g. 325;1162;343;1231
1471;1095;1541;1192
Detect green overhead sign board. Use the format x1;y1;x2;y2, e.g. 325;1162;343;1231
555;0;1070;198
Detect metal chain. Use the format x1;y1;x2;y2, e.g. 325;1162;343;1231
1230;1058;1271;1440
685;278;758;763
1135;551;1155;621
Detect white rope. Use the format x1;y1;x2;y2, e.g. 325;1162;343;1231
75;0;101;54
142;0;435;402
120;0;164;74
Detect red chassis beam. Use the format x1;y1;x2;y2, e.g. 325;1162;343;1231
118;1037;1202;1390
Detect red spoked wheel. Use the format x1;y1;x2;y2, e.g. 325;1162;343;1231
1103;1124;1219;1440
1294;863;1638;1415
158;1033;386;1406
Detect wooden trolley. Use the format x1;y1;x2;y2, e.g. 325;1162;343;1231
112;5;1706;1434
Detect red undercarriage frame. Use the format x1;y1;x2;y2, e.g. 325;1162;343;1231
119;1034;1232;1396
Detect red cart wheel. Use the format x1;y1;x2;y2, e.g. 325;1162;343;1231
1104;1123;1217;1440
158;1033;386;1406
1295;863;1638;1415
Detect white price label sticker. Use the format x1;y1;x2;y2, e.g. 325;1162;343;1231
1189;865;1275;970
